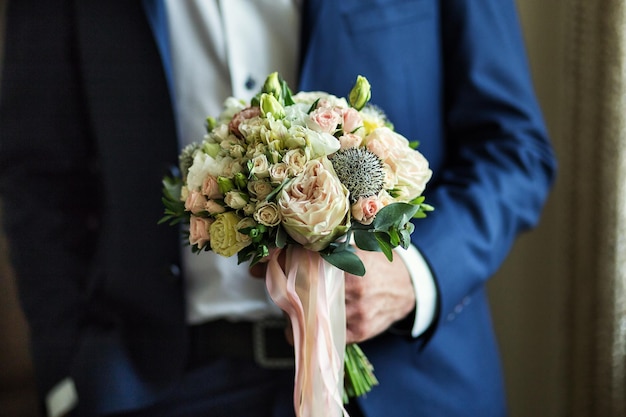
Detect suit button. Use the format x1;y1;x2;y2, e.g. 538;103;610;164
169;263;181;278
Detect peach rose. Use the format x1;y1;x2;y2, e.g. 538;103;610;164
205;200;226;215
351;196;383;225
189;216;214;248
338;133;363;150
185;190;207;214
229;106;262;138
202;175;222;199
342;108;363;135
277;157;350;251
308;107;342;134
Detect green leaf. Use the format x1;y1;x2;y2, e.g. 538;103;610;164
388;228;400;247
320;251;366;276
307;98;320;114
372;203;418;231
374;233;394;262
399;227;412;249
275;226;288;248
265;178;291;202
353;230;381;252
281;79;295;106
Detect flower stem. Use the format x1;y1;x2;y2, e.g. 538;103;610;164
343;343;379;402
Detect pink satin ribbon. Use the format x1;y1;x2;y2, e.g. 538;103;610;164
266;246;349;417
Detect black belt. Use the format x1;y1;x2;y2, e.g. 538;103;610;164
187;318;294;369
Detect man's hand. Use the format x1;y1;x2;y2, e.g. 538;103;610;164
345;249;415;344
249;248;417;344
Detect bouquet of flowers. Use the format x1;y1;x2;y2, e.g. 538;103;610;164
161;73;433;416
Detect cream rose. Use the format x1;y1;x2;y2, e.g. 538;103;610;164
235;217;257;246
365;127;432;201
253;201;281;227
247;179;274;201
210;212;251;257
224;191;248;210
283;149;309;177
189;215;214;248
269;162;289;185
277;157;350;251
250;154;270;178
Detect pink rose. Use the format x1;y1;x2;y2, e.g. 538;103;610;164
308;107;342;134
189;215;214;248
365;127;432;201
229;106;262;138
277;158;350;251
338;133;363;150
202;175;222;199
185;190;207;214
351;196;383;225
205;199;226;215
342;108;363;135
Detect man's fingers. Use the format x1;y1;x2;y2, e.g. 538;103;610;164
249;262;267;278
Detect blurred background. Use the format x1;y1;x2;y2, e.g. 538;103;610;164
0;1;624;416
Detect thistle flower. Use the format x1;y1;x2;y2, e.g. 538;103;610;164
330;148;385;203
179;142;203;179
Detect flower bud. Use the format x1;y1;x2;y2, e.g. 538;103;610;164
349;75;371;110
260;93;285;119
217;176;235;194
262;72;282;100
234;172;248;190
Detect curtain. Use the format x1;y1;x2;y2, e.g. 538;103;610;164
564;0;626;415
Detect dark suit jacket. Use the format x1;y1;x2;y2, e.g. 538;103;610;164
0;0;556;416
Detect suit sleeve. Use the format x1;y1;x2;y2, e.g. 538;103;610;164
411;0;557;325
0;0;99;396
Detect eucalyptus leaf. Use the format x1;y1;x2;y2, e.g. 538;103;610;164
372;203;418;231
321;251;366;276
374;232;394;261
353;230;381;252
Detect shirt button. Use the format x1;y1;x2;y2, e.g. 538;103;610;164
244;75;256;90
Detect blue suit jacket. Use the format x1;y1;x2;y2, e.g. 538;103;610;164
0;1;556;416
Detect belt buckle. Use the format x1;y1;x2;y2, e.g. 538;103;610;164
253;318;294;369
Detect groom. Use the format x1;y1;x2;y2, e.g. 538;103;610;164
0;0;556;416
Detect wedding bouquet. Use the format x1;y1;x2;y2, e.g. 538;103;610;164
160;73;433;416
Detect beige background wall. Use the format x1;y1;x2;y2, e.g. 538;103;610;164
1;1;622;416
488;1;569;416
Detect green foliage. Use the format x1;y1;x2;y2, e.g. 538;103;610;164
158;175;187;226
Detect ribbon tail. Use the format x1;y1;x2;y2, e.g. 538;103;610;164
265;247;348;417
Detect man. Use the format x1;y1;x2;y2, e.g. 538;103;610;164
0;1;556;416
